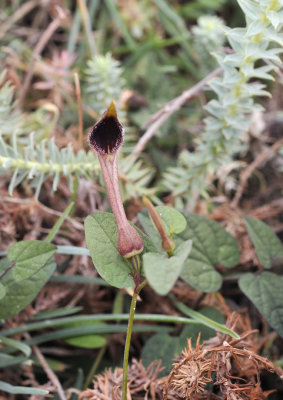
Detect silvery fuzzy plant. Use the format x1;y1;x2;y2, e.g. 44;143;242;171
164;0;283;207
192;15;226;76
84;102;240;398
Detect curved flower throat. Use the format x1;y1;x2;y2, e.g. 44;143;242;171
89;101;144;258
89;102;123;154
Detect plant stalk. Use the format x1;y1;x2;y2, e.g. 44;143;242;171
98;152;144;258
122;279;147;400
84;344;107;389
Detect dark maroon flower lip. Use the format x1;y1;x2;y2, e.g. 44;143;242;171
88;101;144;258
89;101;124;155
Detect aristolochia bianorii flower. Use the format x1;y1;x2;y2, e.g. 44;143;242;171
89;101;144;258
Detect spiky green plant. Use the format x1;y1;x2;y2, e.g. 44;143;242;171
192;15;226;75
0;61;155;201
0;73;22;135
84;53;125;115
164;0;282;207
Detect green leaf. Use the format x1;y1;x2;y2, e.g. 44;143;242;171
180;307;226;341
0;336;31;357
142;307;225;375
24;324;171;346
138;207;187;252
155;206;187;235
143;240;192;295
245;217;283;269
63;320;107;349
45;202;74;243
0;259;56;320
141;332;185;376
180;212;240;292
0;336;32;368
32;306;82;320
175;301;239;338
0;381;48;395
85;212;156;288
0;314;198;337
8;240;56;281
0;258;10;274
239;272;283;337
138;209;162;251
182;260;222;293
0;354;28;368
56;245;90;256
0;282;6;300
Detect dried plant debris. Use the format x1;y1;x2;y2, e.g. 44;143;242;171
79;359;166;400
165;336;212;399
164;319;283;400
80;327;283;400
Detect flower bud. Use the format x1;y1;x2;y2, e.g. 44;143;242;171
89;101;144;258
117;224;144;258
142;196;175;255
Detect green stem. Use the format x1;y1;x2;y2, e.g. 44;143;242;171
122;292;137;399
84;345;106;389
122;279;147;400
130;255;141;273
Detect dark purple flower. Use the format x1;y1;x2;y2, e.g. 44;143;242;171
89;101;144;258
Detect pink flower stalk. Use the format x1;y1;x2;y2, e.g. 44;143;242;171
89;101;144;258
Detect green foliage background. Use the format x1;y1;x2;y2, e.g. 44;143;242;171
0;0;283;397
0;0;281;207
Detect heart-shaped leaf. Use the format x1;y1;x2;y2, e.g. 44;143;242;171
180;212;240;292
143;240;192;295
245;217;283;268
155;206;187;235
85;212;156;288
182;260;222;293
239;271;283;337
8;240;56;281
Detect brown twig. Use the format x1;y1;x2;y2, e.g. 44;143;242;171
0;0;41;41
250;198;283;220
231;137;283;208
0;196;84;231
74;72;84;147
32;345;67;400
17;8;67;108
132;67;223;157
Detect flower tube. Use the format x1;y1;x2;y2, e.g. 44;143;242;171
89;101;144;258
